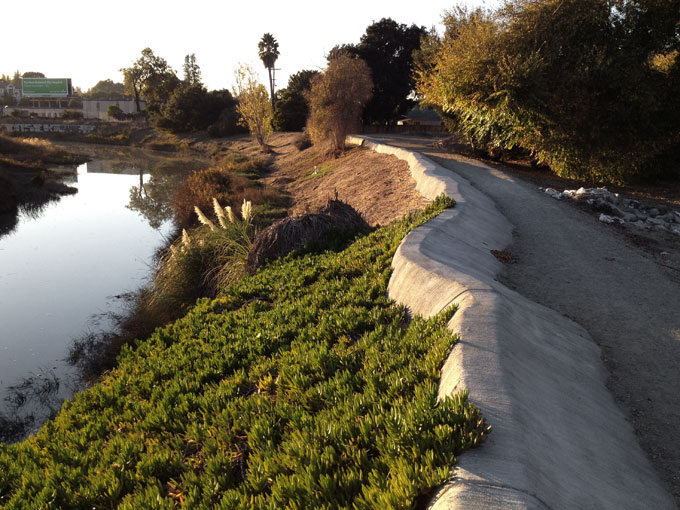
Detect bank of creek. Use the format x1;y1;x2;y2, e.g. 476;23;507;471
0;144;209;441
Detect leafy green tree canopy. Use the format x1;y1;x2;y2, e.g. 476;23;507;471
121;48;180;112
273;70;318;132
331;18;427;125
156;84;238;133
85;79;126;99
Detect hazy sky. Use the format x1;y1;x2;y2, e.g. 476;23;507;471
3;0;497;93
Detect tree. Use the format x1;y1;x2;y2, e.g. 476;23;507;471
258;33;279;109
182;54;202;86
156;84;237;133
22;72;45;78
121;48;180;112
306;55;373;151
330;19;427;125
85;79;126;99
273;70;318;131
234;64;273;148
417;1;680;183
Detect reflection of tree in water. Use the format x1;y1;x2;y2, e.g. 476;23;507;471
127;160;202;229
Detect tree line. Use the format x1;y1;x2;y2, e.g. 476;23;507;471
416;0;680;183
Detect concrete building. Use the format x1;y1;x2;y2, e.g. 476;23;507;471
0;80;21;105
82;98;145;120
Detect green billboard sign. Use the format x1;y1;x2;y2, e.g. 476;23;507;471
22;78;70;97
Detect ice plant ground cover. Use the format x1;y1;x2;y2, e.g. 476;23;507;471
0;195;488;509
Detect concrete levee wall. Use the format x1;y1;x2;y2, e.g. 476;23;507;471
346;135;675;510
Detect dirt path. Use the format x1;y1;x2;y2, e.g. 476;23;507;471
371;134;680;505
252;133;428;226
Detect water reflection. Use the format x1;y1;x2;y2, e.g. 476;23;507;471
0;146;207;441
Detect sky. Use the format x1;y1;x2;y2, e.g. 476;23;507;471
3;0;498;93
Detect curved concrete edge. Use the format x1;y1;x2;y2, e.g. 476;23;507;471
347;135;676;510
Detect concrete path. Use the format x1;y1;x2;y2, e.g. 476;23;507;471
348;135;678;509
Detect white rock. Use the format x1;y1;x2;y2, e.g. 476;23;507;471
600;214;624;224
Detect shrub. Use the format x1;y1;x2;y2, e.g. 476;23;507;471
107;105;124;120
307;55;373;152
293;130;311;151
61;109;83;120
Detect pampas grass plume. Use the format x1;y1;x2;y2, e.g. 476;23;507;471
195;206;217;231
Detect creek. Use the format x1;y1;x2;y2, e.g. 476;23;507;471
0;145;207;440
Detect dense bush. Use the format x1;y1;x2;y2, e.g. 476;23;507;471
0;195;488;509
417;1;680;183
155;85;239;134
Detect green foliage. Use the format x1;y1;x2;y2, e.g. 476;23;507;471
273;70;318;132
333;18;427;125
234;64;274;147
146;204;254;317
121;48;181;113
418;1;680;183
107;104;125;120
182;54;202;86
155;85;238;134
85;79;126;99
0;194;486;509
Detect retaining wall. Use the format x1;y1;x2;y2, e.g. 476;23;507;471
347;135;675;510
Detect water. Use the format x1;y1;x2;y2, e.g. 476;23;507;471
0;147;206;437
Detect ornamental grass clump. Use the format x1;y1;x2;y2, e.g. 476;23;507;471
0;194;488;510
147;198;255;316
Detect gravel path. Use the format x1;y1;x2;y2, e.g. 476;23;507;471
373;135;680;505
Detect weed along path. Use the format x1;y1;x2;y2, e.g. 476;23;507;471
347;135;677;509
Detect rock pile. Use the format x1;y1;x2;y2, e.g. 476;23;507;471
541;186;680;236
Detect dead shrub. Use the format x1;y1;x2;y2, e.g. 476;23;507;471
245;199;369;274
293;131;312;151
306;55;373;152
173;164;287;230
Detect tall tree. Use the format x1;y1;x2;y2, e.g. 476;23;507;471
121;48;179;112
182;54;202;86
273;70;318;131
258;33;279;109
331;19;427;125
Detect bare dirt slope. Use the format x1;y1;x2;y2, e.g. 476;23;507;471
216;133;428;226
369;134;680;505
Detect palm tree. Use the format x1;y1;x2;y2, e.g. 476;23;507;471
258;33;279;109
